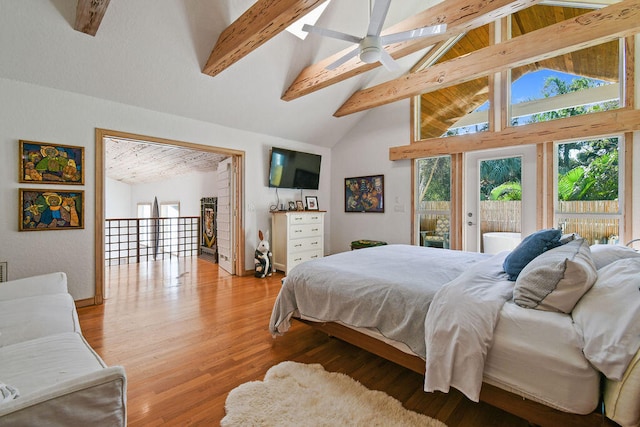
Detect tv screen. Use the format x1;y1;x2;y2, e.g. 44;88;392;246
269;147;321;190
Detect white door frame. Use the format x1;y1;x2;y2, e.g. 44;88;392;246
463;145;538;252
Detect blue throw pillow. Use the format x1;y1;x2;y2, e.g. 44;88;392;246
503;228;562;280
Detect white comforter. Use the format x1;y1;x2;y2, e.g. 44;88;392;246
423;252;514;402
270;245;515;402
270;245;491;357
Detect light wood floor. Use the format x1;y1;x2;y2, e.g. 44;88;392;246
78;257;531;426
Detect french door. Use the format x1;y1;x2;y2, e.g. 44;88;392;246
464;145;537;252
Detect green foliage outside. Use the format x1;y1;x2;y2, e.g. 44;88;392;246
529;76;619;202
419;75;619;203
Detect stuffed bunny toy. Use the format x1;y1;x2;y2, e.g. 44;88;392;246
254;230;274;278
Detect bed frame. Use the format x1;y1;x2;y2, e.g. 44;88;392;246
298;318;616;427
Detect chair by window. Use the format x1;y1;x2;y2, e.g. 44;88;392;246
421;217;450;249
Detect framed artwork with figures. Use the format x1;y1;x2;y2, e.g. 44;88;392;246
19;188;84;231
19;140;84;184
345;175;384;213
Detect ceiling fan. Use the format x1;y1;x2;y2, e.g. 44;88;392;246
302;0;446;71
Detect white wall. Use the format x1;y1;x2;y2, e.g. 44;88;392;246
0;77;330;299
106;171;218;218
105;177;133;218
130;171;218;217
330;101;413;253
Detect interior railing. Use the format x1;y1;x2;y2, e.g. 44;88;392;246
105;217;199;266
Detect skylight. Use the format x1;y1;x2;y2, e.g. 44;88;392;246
286;1;331;40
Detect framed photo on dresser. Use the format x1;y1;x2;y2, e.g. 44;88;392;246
305;196;319;210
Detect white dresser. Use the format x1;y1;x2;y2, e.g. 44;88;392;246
271;211;325;275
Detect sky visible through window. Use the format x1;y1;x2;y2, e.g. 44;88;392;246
511;69;586;103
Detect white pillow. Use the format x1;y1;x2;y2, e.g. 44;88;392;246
590;244;640;270
572;258;640;380
514;239;597;313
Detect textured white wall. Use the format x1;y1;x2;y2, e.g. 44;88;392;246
330;101;413;254
0;78;330;298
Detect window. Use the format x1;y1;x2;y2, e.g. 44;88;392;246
415;156;451;247
555;136;623;244
508;5;621;127
415;25;491;140
137;203;151;218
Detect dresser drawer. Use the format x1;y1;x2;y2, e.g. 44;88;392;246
288;249;323;270
290;223;323;239
289;236;322;254
288;213;323;226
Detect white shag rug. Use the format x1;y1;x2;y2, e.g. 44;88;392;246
221;361;447;427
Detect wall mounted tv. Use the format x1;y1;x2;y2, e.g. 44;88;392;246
268;147;321;190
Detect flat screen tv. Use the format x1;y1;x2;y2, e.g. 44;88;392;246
268;147;321;190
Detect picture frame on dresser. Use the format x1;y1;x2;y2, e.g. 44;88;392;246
295;200;304;211
305;196;319;210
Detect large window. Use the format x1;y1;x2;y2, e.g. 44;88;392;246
555;136;623;244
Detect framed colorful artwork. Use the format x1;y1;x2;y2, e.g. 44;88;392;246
19;140;84;184
19;188;84;231
305;196;319;210
344;174;384;213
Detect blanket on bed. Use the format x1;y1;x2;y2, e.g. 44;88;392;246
269;244;491;358
423;252;514;402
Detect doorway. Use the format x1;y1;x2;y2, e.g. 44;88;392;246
94;129;245;304
464;145;537;253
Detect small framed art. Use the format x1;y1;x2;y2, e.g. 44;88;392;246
345;174;384;213
19;140;84;184
296;200;305;211
288;201;296;211
305;196;319;210
19;188;84;231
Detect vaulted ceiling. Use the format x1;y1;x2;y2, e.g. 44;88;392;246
59;0;632;181
1;0;632;153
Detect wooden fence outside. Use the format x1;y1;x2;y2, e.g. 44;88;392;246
419;200;619;244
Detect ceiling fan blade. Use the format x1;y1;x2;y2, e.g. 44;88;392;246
366;0;392;37
302;24;362;44
379;49;400;71
326;46;361;70
379;23;447;45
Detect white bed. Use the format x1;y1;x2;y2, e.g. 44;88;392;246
270;242;640;427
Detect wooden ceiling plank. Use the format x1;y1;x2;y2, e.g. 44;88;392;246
390;109;640;159
335;0;640;117
74;0;111;36
282;0;543;101
202;0;328;77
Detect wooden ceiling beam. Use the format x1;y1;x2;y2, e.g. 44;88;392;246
389;109;640;159
335;0;640;117
202;0;328;77
74;0;111;36
282;0;542;101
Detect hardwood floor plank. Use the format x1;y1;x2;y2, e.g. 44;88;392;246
78;257;530;426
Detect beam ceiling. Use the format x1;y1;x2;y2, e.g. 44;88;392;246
202;0;328;77
74;0;111;36
334;0;640;117
282;0;543;101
